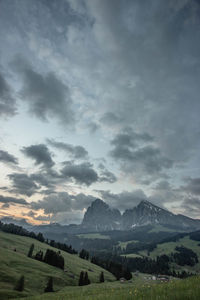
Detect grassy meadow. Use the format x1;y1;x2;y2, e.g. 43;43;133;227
20;275;200;300
76;233;110;239
118;240;138;250
1;230;200;300
0;231;115;299
139;236;200;259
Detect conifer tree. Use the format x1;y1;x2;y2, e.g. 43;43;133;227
44;277;54;293
84;272;90;285
14;275;25;292
35;250;43;261
27;243;34;257
37;232;45;242
100;271;104;283
78;271;84;286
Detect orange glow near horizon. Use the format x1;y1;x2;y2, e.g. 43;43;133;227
0;204;50;225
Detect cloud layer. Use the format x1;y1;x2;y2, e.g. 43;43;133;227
21;144;54;168
0;72;16;118
0;0;200;222
0;150;18;165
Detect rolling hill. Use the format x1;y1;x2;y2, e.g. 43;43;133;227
0;231;115;299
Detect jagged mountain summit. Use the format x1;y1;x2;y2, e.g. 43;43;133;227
122;200;200;230
82;199;121;231
82;199;200;232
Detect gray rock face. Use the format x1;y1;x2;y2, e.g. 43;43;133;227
81;199;121;231
122;200;200;230
82;199;200;232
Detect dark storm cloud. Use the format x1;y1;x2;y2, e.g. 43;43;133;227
0;71;16;117
47;139;88;159
29;169;64;192
0;194;28;205
86;0;200;164
31;192;96;214
180;196;200;218
40;188;57;195
111;128;153;149
0;150;18;165
21;144;54;168
99;169;117;183
11;56;75;125
7;168;63;197
96;189;147;211
30;170;62;188
61;161;98;186
153;180;172;191
29;173;51;188
8;173;39;197
22;68;74;125
182;178;200;195
98;163;117;183
0;0;199;220
110;128;173;177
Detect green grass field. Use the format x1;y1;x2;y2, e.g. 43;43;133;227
118;240;138;250
76;233;110;239
121;253;142;258
19;275;200;300
148;224;184;233
139;236;200;259
1;231;200;300
0;231;115;299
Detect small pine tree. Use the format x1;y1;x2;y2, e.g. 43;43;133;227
35;250;43;261
100;271;104;283
44;277;54;293
123;267;132;280
84;272;90;285
37;232;45;242
27;243;34;257
78;271;84;286
14;275;24;292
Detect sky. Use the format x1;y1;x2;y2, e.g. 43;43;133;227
0;0;200;225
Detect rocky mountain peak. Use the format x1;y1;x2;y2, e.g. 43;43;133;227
82;198;121;231
90;198;109;210
79;198;200;232
137;200;165;212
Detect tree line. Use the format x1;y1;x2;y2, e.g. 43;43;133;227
28;243;65;269
90;256;132;280
0;221;77;255
93;246;198;278
78;248;132;280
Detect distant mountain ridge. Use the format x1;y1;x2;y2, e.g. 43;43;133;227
122;200;200;230
1;199;200;234
82;199;200;232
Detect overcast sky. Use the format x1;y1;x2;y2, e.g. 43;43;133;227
0;0;200;225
